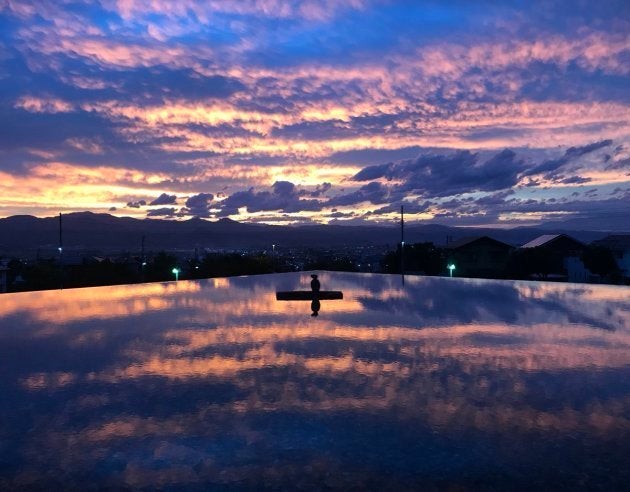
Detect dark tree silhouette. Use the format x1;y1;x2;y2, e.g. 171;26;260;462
145;251;178;281
581;246;619;277
381;242;446;275
506;248;559;279
199;252;275;278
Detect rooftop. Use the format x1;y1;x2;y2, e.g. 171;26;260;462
520;233;562;248
446;235;512;249
1;272;629;489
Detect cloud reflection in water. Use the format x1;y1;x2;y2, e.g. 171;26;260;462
1;273;629;489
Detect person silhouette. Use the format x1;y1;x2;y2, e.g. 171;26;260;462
310;274;320;292
311;298;321;316
310;274;321;316
275;274;342;317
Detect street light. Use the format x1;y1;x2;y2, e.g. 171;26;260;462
172;267;180;281
447;263;456;277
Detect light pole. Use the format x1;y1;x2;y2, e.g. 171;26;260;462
400;206;404;277
448;263;456;277
141;235;146;282
59;212;63;289
172;267;180;281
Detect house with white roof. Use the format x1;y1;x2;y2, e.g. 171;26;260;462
520;234;591;282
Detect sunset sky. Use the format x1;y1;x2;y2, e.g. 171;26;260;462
1;0;629;228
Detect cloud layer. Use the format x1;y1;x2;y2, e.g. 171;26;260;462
0;1;628;228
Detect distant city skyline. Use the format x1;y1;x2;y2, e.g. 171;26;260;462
1;1;629;228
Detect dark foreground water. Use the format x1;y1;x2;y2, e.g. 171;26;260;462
1;272;629;490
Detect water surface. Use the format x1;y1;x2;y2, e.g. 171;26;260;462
1;273;629;489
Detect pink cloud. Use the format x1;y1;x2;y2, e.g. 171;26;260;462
15;96;74;113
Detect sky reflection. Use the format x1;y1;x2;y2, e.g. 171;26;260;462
1;273;629;489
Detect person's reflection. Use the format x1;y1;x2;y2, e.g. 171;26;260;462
311;298;321;316
311;274;321;316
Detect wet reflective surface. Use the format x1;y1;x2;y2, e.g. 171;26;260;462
1;272;629;490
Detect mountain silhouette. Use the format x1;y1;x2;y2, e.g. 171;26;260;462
0;212;619;254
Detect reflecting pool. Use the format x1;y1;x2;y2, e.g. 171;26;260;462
1;272;629;489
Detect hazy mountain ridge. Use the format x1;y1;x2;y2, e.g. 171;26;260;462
0;212;621;254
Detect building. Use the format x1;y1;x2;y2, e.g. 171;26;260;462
592;235;630;279
446;236;514;278
520;234;588;282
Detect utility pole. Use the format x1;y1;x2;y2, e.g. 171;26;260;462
59;212;63;289
400;205;405;283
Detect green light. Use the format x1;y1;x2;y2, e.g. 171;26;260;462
172;267;180;281
447;263;456;277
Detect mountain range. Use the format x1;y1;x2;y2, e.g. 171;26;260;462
0;212;624;256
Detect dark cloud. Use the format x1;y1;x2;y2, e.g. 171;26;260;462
473;190;515;206
183;192;214;217
371;200;434;215
352;163;392;181
420;189;630;230
565;139;613;158
352;149;524;198
559;176;592;184
146;207;176;217
185;192;214;208
524;158;570;178
273;181;296;196
605;157;630;171
523;139;613;178
218;181;323;214
300;182;331;197
326;211;356;218
149;193;177;206
126;200;147;208
244;215;315;225
327;181;391;206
